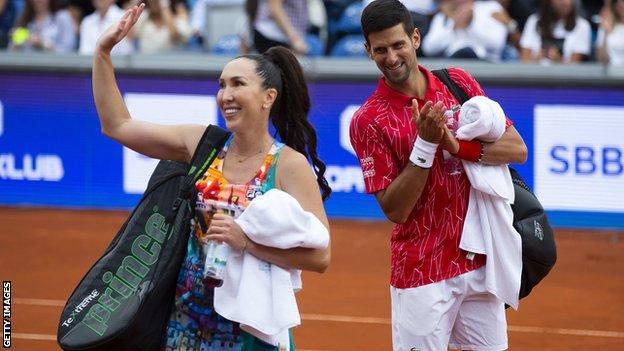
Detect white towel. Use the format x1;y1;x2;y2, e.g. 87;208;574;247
213;189;330;347
457;96;522;310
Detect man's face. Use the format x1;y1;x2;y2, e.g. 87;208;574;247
365;24;419;86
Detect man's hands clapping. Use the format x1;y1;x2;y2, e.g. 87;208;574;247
412;99;446;144
412;99;460;154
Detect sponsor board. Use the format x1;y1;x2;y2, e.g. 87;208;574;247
534;105;624;212
123;93;217;194
1;72;624;228
0;98;65;183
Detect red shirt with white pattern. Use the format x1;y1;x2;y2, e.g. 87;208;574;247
349;65;512;289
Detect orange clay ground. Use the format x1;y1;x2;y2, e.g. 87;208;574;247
0;207;622;350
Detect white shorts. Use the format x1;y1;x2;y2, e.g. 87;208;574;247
390;267;507;351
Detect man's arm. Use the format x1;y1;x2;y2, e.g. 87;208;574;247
374;165;429;224
481;125;527;165
375;100;447;224
442;125;527;165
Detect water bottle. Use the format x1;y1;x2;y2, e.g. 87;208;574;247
203;240;230;287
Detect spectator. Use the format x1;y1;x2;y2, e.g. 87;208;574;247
10;0;76;52
67;0;95;29
188;0;244;50
597;0;624;66
253;0;308;54
79;0;133;54
493;0;527;59
1;0;22;48
422;0;508;61
238;0;257;53
496;0;537;30
519;0;591;64
580;0;605;20
133;0;191;53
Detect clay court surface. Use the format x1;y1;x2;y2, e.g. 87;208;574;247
1;206;623;350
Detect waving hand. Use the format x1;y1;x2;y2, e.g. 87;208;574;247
96;3;145;54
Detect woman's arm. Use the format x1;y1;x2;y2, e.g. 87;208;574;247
93;4;204;163
519;15;540;62
266;0;307;54
206;148;331;273
160;0;179;42
256;148;330;272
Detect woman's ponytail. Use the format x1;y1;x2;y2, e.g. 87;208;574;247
239;47;331;201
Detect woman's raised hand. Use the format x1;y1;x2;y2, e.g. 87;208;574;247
96;3;145;54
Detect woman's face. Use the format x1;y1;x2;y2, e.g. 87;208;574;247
146;0;161;12
217;58;276;132
31;0;50;14
550;0;573;18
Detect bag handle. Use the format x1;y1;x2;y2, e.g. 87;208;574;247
188;125;231;181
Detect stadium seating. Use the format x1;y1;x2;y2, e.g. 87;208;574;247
211;34;241;55
329;34;366;57
306;34;324;57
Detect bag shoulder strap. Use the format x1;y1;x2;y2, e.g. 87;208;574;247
432;68;470;105
188;125;231;181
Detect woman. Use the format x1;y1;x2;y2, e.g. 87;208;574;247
519;0;591;64
10;0;76;52
597;0;624;66
93;4;331;349
133;0;192;53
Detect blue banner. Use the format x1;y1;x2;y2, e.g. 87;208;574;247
1;72;623;229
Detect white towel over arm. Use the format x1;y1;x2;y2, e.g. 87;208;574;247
213;189;330;348
457;96;522;310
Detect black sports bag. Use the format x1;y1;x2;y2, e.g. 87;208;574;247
432;69;557;300
57;125;230;350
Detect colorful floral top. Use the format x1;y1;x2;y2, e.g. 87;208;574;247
164;136;289;351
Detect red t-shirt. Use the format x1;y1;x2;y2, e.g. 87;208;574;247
350;65;512;289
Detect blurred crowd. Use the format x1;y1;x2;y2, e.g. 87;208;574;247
0;0;622;66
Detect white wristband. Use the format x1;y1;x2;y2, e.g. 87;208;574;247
409;136;438;169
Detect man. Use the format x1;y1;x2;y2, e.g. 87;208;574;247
349;0;527;350
79;0;134;55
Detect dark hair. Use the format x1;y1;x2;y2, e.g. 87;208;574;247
361;0;415;43
16;0;62;28
238;46;331;201
537;0;577;40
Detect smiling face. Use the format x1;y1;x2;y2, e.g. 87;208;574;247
365;23;420;87
217;58;276;133
550;0;573;18
31;0;50;14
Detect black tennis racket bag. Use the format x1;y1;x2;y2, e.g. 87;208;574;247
57;125;230;350
508;168;556;299
432;69;557;300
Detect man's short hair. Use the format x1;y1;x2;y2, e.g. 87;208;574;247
360;0;415;43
